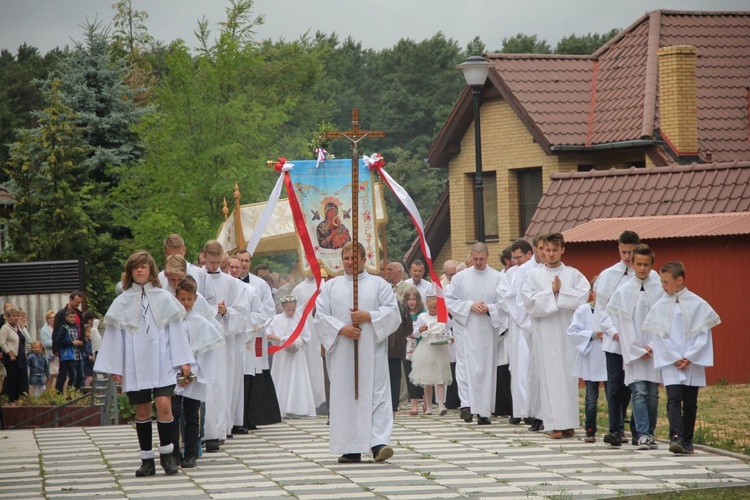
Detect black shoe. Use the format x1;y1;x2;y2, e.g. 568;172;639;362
232;426;249;435
205;440;220;453
477;417;491;425
528;419;543;432
226;434;234;439
523;417;535;425
669;436;686;454
508;417;522;425
135;458;156;477
603;433;622;447
247;424;258;430
181;456;197;468
372;445;394;462
160;452;179;475
684;439;694;454
460;408;473;423
337;453;362;463
172;450;183;467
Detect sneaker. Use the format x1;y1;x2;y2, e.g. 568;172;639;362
372;445;394;462
460;408;473;423
603;433;622;447
669;436;686;454
135;458;156;477
637;435;651;450
585;429;596;443
338;453;362;463
160;452;179;475
204;439;220;453
649;437;659;450
620;432;629;444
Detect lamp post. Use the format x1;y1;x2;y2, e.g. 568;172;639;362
457;55;492;243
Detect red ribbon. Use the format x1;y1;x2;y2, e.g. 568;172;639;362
368;155;448;322
274;157;287;172
268;170;322;354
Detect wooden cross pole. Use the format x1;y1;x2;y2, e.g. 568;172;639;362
325;108;385;400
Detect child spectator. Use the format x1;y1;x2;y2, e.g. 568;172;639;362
83;325;95;387
28;341;50;397
644;261;720;455
173;276;224;468
566;277;607;442
57;309;84;390
409;295;452;415
268;296;316;418
402;286;425;415
94;250;194;477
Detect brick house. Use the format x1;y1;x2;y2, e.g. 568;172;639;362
409;10;750;268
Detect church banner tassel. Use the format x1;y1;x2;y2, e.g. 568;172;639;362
363;153;448;323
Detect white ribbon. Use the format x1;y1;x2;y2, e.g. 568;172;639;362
245;162;294;255
315;147;326;169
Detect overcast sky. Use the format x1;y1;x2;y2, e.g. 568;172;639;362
0;0;746;55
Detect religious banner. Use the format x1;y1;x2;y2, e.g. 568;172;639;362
288;159;379;276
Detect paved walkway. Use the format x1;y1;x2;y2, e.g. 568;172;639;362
1;411;749;499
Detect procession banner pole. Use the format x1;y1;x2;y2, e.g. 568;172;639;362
325;108;385;400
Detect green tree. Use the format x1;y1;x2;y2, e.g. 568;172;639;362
0;45;61;182
465;36;486;57
116;0;328;259
499;33;551;54
4;80;94;267
555;28;620;55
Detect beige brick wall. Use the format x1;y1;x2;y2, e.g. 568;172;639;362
436;98;647;265
658;45;698;154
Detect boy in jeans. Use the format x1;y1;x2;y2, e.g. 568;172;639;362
57;309;84;390
645;261;719;454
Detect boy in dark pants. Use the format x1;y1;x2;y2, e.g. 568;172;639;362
645;261;719;454
57;310;84;389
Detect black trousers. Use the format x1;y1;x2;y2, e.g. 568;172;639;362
388;358;402;411
666;385;700;441
445;362;460;409
494;364;513;416
171;395;201;458
605;352;631;434
1;360;29;402
403;360;424;399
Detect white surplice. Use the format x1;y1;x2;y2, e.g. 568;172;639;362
593;261;633;355
445;266;506;419
175;308;224;402
269;311;316;417
293;277;326;406
495;268;510;368
566;303;606;382
315;271;400;455
95;283;194;392
204;271;247;439
607;274;664;385
645;288;719;387
522;264;590;431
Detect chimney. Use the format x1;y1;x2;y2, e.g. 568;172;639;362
658;45;698;156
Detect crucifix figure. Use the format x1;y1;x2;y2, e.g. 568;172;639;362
325;108;385;400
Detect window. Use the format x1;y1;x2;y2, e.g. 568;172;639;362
469;172;498;240
517;167;543;236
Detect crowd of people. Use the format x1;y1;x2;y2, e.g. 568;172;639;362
1;228;720;475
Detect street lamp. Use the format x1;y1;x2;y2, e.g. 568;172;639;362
457;55;492;243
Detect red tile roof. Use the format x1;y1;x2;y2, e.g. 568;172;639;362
480;11;750;161
525;160;750;237
562;212;750;242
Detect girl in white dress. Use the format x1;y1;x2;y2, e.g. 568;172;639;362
409;295;452;415
268;296;316;418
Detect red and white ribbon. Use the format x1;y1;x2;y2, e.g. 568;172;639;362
314;147;327;169
363;153;448;323
246;158;322;353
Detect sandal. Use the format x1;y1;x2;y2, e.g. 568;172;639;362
409;410;418;415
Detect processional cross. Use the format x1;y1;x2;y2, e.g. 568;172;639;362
325;108;385;400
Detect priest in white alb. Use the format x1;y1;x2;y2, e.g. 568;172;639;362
315;242;401;464
522;233;590;439
445;242;506;425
